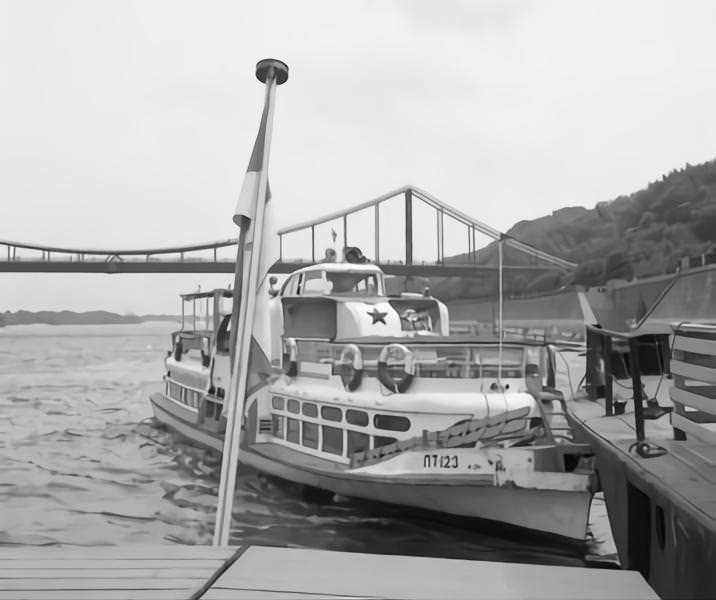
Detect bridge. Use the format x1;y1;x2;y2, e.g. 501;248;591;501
0;186;575;278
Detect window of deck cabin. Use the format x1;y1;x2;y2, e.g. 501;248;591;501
287;418;300;443
272;396;284;410
321;406;342;422
280;274;299;296
302;402;318;418
325;271;383;296
287;399;300;414
272;414;285;439
346;409;368;427
347;431;370;454
374;414;411;432
322;425;343;455
302;422;319;449
301;271;332;295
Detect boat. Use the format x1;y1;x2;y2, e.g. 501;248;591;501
566;266;716;599
150;251;597;542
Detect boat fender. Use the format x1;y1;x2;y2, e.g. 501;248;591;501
377;343;415;393
173;339;183;362
284;337;298;377
339;344;363;391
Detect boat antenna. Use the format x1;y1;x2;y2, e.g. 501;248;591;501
497;234;504;385
214;58;289;546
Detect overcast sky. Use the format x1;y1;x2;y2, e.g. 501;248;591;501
2;0;716;314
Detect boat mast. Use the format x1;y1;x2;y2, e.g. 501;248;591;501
497;235;504;383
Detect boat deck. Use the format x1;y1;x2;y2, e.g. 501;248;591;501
0;544;657;600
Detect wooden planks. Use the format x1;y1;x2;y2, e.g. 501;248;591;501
0;544;657;600
0;545;237;600
204;545;658;600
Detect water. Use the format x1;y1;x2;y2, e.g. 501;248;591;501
0;323;616;567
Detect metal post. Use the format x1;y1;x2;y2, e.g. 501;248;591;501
311;225;315;262
628;337;646;442
497;237;504;381
374;203;380;262
405;189;413;265
279;234;283;262
604;334;614;416
472;226;476;263
343;214;348;251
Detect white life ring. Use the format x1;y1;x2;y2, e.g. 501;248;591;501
339;344;363;391
377;343;415;393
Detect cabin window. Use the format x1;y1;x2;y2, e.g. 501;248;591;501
374;414;411;432
374;435;397;448
321;406;342;422
347;431;370;454
302;271;331;295
302;422;319;449
287;399;300;414
302;402;318;418
281;274;299;296
346;409;368;427
322;425;343;455
216;315;231;353
287;418;300;443
272;414;285;439
271;396;284;410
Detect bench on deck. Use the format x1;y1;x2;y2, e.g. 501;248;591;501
670;322;716;444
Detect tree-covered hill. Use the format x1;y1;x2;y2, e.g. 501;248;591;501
508;158;716;287
410;158;716;301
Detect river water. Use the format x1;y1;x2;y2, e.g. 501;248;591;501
0;322;616;567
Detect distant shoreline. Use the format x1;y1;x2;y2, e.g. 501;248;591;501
0;310;180;327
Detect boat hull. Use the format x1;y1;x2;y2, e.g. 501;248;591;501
150;390;591;542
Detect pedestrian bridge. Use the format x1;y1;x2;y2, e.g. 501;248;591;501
0;186;575;277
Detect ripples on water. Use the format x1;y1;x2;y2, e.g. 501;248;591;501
0;323;617;567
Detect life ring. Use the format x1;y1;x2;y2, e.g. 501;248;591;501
377;343;415;393
283;337;298;377
173;338;183;362
339;344;363;391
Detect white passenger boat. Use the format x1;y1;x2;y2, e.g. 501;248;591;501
150;255;596;541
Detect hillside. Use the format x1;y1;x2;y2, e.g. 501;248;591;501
505;158;716;287
402;158;716;301
0;311;179;327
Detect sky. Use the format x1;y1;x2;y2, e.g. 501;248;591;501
2;0;716;314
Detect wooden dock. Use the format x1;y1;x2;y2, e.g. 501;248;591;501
0;544;658;599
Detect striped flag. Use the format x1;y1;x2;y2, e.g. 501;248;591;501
233;102;279;285
231;101;280;398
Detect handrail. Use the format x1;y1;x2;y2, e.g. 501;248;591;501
0;238;238;256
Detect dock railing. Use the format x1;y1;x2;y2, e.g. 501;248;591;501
584;324;672;457
669;322;716;444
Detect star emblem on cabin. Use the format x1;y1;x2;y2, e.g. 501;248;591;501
367;307;388;325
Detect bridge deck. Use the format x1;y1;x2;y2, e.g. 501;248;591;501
0;544;656;600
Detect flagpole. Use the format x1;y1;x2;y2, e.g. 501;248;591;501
214;58;288;546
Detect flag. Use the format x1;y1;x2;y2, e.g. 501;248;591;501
229;96;280;399
234;101;279;285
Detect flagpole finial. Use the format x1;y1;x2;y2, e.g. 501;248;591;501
256;59;289;85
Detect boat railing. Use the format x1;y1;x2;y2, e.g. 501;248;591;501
289;338;546;381
669;322;716;444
